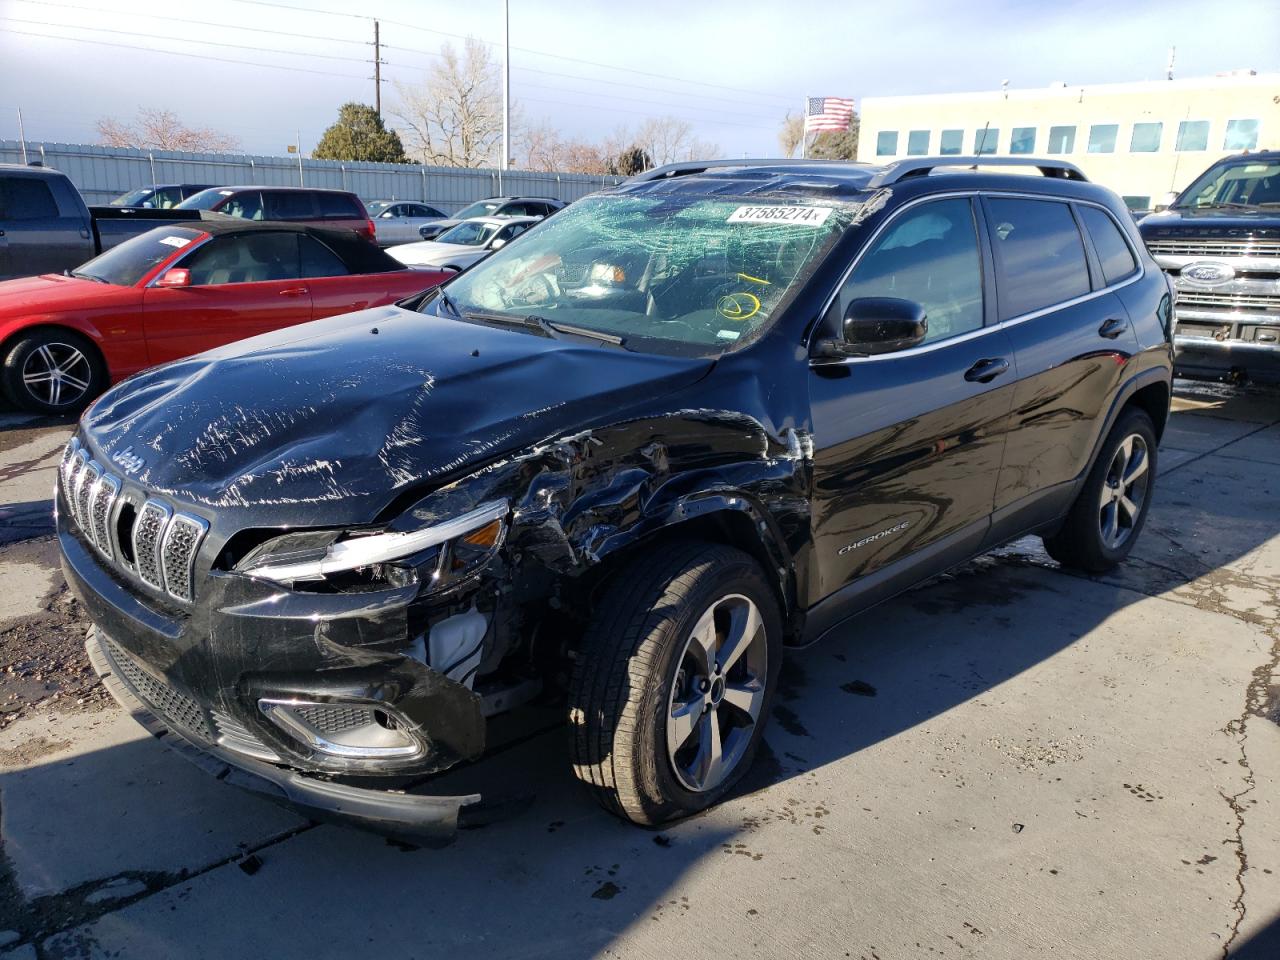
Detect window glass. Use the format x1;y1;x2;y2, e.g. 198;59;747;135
218;191;264;220
939;130;963;155
181;233;300;284
906;130;930;155
1130;122;1162;153
1047;125;1076;154
875;131;898;156
835;197;983;345
178;188;240;211
987;197;1091;320
454;199;503;219
3;178;59;219
1122;196;1151;214
1079;206;1137;285
265;191;315;219
1224;119;1259;151
437;221;497;246
299;235;349;278
71;227;205;285
152;186;183;209
316;192;362;218
974;128;999;155
422;205;446;218
1010;127;1036;155
1177;159;1280;209
1087;124;1119;153
1176;120;1209;151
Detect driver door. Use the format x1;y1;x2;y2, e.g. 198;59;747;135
142;232;313;365
807;195;1016;609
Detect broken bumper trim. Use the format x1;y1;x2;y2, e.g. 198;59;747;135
85;627;482;846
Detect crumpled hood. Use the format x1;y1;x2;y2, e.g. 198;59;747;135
81;305;714;526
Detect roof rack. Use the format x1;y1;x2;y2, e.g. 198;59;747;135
866;156;1088;188
627;158;856;182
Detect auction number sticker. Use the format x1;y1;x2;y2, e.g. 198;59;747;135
728;205;834;226
157;236;191;248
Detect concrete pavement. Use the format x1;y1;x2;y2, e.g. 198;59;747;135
1;385;1278;960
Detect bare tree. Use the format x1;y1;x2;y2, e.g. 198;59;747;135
778;112;804;158
394;38;504;168
95;107;240;153
631;116;718;166
519;122;612;174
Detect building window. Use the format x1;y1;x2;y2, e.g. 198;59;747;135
940;129;963;155
1223;119;1259;150
876;131;899;156
1047;125;1076;154
1010;127;1036;154
974;127;999;155
1088;124;1119;153
906;130;930;155
1176;120;1210;151
1130;122;1162;153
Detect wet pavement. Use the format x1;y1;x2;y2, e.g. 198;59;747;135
0;384;1278;960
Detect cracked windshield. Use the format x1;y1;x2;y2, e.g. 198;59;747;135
433;194;856;351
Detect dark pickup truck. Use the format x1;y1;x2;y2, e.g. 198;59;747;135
1139;151;1280;384
0;164;202;281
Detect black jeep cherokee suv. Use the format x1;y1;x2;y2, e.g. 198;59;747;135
59;156;1173;841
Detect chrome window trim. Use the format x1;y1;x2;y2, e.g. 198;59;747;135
809;189;1146;365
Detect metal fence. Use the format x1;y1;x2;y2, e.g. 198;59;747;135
0;140;625;211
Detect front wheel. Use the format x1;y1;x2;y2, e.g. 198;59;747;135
1043;407;1158;573
569;541;782;825
1;329;106;415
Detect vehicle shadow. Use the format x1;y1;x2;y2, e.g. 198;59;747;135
2;386;1276;957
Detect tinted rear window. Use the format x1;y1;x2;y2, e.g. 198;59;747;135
1078;206;1138;286
300;235;349;277
315;192;363;219
987;197;1091;320
3;177;60;219
265;191;316;219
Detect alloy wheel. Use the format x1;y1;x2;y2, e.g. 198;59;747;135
665;593;768;793
1098;433;1150;550
21;342;92;408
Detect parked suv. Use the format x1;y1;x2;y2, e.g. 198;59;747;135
1139;151;1280;383
177;186;376;243
417;196;565;240
63;157;1172;843
109;184;217;209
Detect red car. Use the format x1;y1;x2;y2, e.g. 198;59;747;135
0;220;446;413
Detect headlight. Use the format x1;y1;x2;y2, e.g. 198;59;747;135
240;499;509;591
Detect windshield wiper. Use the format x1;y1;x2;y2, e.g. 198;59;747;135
460;309;628;348
69;271;108;283
1191;201;1263;212
538;318;626;347
434;287;463;318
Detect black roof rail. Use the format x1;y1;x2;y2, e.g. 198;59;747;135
627;158;857;182
866;156;1088;187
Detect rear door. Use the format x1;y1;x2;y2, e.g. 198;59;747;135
141;231;312;364
0;174;91;278
983;195;1144;541
807;195;1016;607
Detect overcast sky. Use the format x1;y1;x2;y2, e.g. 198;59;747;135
1;0;1277;160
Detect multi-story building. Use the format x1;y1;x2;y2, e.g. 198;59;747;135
857;72;1278;211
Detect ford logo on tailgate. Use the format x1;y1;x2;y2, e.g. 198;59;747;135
1182;261;1235;285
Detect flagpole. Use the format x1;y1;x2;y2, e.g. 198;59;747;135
800;96;807;159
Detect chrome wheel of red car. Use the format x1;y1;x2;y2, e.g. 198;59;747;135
22;342;93;408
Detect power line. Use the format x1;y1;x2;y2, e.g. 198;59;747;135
4;28;368;79
1;16;375;62
10;0;372;47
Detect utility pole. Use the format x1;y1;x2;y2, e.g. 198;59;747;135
1166;45;1176;81
17;107;28;164
374;20;382;117
500;0;509;193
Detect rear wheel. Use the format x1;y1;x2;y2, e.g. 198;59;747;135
569;541;782;825
1043;407;1157;573
1;329;106;415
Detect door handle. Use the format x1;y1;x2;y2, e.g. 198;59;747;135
1098;317;1128;339
964;357;1010;383
278;286;308;297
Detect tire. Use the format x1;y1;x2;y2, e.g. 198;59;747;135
1;329;106;415
569;541;783;826
1043;407;1158;573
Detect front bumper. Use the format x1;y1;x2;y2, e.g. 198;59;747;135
1174;333;1280;383
87;627;482;844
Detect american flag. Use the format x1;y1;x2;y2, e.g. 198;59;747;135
805;96;855;132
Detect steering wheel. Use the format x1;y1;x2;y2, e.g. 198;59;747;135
500;272;559;309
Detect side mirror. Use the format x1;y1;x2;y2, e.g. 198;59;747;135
816;297;928;358
155;268;192;288
1153;191;1179;213
489;237;507;250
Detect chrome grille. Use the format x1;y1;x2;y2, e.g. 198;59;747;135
59;439;209;604
101;633;212;741
211;709;279;761
1176;291;1280;313
294;704;391;734
1147;238;1280;258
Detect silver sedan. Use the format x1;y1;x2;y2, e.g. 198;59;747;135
366;201;450;246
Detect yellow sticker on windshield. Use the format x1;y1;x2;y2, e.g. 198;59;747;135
717;292;761;321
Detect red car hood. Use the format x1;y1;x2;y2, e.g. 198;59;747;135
0;274;136;316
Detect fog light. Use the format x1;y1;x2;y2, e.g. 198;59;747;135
258;699;423;760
